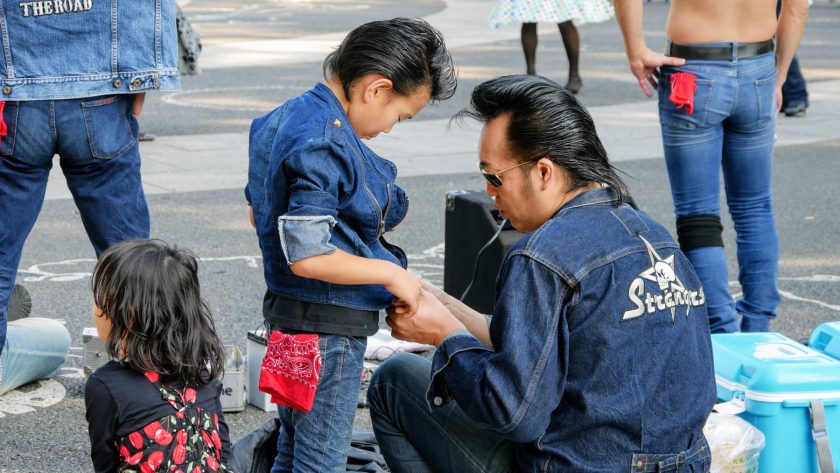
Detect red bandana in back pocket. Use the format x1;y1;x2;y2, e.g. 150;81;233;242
669;72;697;115
259;330;322;412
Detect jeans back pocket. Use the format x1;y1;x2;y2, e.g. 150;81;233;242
0;101;20;156
754;75;777;129
80;95;136;159
658;73;714;129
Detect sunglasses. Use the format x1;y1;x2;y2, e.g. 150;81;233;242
478;159;539;188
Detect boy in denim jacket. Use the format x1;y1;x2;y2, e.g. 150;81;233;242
246;18;456;473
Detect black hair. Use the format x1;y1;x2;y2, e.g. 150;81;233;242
456;74;629;203
92;239;225;387
323;17;457;102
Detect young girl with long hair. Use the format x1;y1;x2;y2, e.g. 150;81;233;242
84;239;230;473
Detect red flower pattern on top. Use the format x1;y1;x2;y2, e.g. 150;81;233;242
114;372;228;472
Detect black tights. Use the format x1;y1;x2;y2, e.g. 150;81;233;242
520;21;581;89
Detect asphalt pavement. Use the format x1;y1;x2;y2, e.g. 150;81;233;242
2;1;840;471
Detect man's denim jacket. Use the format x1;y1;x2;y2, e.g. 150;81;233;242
429;188;716;472
246;83;409;311
0;0;180;100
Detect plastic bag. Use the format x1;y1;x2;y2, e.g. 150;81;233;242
703;412;766;473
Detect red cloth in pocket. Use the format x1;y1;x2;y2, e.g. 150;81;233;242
259;330;322;413
669;72;697;115
0;101;7;145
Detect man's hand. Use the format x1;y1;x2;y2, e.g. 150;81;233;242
386;290;466;347
383;268;422;317
628;49;686;97
131;93;146;119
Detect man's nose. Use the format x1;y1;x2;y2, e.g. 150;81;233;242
486;182;497;196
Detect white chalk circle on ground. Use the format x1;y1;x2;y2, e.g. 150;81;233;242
0;379;66;418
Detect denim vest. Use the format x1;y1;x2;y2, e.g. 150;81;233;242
247;83;409;311
0;0;180;100
429;188;716;472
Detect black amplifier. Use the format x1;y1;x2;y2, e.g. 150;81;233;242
443;190;526;315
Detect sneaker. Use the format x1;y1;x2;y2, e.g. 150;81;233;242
138;132;157;142
7;284;32;322
782;103;808;117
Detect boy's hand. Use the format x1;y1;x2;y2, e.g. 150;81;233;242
420;279;453;310
386;289;465;346
384;268;421;317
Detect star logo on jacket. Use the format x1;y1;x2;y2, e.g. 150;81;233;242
621;235;705;323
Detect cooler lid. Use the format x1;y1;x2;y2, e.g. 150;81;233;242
712;332;840;401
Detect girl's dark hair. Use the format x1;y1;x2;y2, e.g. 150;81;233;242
92;239;225;386
323;17;457;102
456;74;629;203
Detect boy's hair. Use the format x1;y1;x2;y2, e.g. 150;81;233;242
455;74;629;203
323;17;457;102
92;239;225;386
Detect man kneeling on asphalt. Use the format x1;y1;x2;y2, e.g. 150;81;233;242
368;75;718;473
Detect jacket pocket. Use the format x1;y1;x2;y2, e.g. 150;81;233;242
0;102;20;156
658;73;714;129
81;95;136;159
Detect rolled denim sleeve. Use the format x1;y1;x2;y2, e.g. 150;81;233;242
278;215;337;263
277;136;354;264
427;254;570;443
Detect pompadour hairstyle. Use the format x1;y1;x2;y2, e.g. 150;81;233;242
456;74;629;203
323;17;457;102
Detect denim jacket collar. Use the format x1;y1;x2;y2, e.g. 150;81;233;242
553;186;619;218
311;83;356;132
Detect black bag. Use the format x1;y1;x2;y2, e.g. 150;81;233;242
229;418;387;473
229;418;279;473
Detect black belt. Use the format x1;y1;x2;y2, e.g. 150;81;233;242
667;39;774;61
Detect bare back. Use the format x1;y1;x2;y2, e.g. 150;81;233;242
667;0;778;44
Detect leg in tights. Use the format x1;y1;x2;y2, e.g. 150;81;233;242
558;21;581;93
521;22;537;75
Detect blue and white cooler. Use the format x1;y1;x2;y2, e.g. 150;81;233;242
712;332;840;473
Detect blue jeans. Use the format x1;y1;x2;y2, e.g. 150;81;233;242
270;331;367;473
0;318;70;395
781;55;808;109
0;95;149;354
368;353;517;473
659;47;779;333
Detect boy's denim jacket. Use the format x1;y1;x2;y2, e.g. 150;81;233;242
429;188;717;472
246;83;409;311
0;0;180;100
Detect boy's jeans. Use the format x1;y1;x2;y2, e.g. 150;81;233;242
270;330;367;473
658;47;779;333
0;95;149;354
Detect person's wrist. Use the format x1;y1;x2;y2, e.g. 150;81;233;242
434;320;467;347
383;261;402;285
626;41;648;62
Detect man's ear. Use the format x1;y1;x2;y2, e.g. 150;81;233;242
362;75;394;102
535;157;555;190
